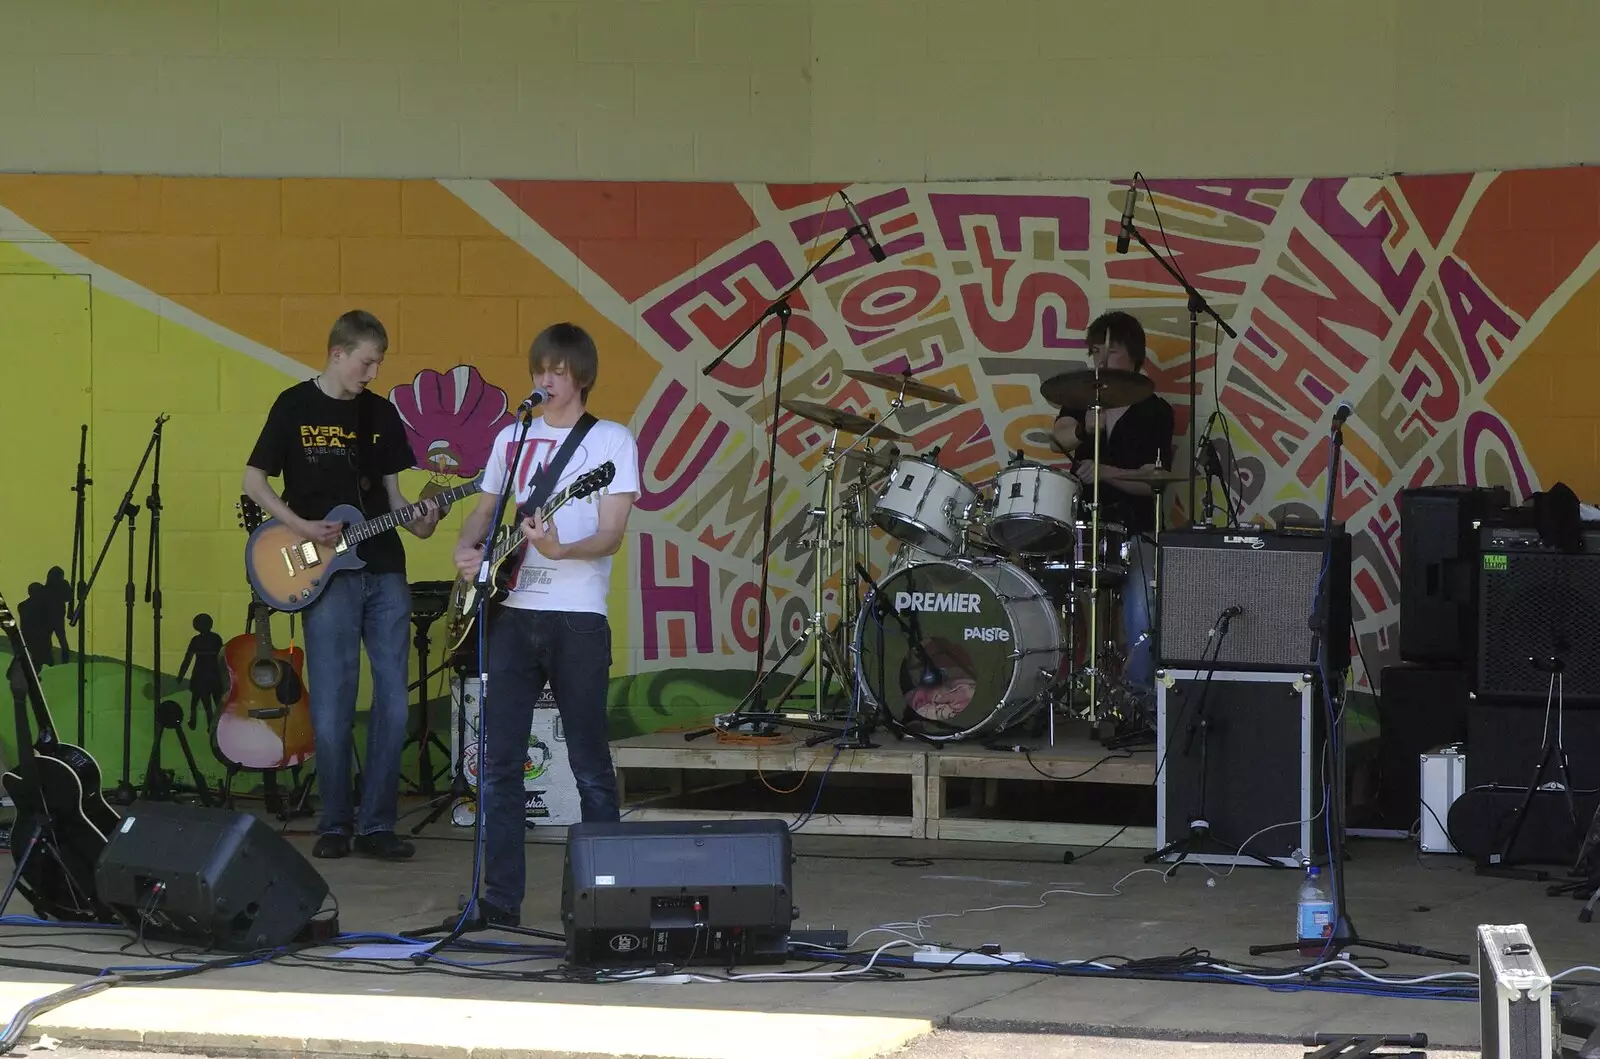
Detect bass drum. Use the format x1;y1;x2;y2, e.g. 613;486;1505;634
854;557;1064;742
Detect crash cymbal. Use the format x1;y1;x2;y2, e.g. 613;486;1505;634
844;369;966;406
1040;368;1154;409
780;398;906;440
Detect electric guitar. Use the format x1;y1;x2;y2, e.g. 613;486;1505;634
215;499;316;773
0;592;119;922
442;462;616;657
244;475;483;612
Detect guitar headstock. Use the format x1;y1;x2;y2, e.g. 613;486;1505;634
568;462;616;503
238;494;267;533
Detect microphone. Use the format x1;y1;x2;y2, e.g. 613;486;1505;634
839;191;887;263
1220;605;1243;620
1115;183;1138;255
1331;403;1353;427
518;387;549;412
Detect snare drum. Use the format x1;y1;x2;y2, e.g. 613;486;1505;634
987;462;1080;554
872;456;977;556
1027;521;1131;587
855;556;1064;742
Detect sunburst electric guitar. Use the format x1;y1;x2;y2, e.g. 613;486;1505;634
0;592;119;922
244;475;483;611
442;462;616;657
215;498;316;773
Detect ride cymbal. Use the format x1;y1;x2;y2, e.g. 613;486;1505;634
1040;368;1153;409
844;369;966;406
780;398;907;440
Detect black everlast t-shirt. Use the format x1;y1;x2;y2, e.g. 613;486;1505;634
1056;393;1175;535
247;380;417;576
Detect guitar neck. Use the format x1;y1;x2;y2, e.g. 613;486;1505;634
1;614;58;745
343;478;481;545
489;484;581;564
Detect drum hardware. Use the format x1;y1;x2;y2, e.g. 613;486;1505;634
843;368;968;407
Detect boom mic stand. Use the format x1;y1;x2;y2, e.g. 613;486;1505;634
1118;180;1237;524
1249;410;1467;965
69;424;91;746
73;415;167;806
685;202;881;739
141;415;169;798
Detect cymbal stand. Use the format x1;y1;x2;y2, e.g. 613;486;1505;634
1085;367;1106;739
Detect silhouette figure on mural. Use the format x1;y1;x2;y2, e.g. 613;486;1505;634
176;613;225;731
17;582;56;668
43;566;71;663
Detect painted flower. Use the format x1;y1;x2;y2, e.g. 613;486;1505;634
390;365;516;477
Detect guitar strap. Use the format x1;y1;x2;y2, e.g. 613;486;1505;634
517;412;599;519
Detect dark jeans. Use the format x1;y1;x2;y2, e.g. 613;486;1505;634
482;607;619;916
300;571;411;837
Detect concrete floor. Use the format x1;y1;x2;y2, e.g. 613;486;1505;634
4;817;1597;1051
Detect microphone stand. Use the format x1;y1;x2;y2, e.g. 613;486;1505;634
1248;413;1467;965
414;397;548;961
69;424;91;746
1120;210;1237;525
687;215;874;737
72;415;165;806
142;415;169;797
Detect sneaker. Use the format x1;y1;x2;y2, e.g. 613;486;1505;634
354;831;415;860
312;833;350;859
478;900;519;928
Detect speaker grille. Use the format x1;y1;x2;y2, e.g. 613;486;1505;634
1157;531;1349;672
1478;550;1600;703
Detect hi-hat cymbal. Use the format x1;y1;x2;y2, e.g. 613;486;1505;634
1040;368;1154;409
842;443;900;475
780;399;906;440
1120;467;1186;486
844;369;966;406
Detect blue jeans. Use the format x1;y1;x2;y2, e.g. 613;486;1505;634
1123;536;1156;695
301;571;411;836
482;607;619;916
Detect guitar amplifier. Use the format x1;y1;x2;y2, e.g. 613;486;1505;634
561;819;794;967
1157;527;1350;673
1477;528;1600;705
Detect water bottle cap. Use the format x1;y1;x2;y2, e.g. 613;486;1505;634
1308;865;1320;876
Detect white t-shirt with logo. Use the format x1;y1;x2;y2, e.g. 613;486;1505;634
477;415;640;616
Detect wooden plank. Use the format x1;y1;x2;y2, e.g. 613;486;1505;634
929;819;1156;848
621;807;920;838
931;750;1153;785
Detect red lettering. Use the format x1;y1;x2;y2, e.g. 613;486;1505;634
1439;257;1521;385
1233;309;1349;421
1263;230;1390;372
636;382;730;513
910;408;994;473
1140;178;1292;226
1387;301;1461;423
1219;376;1308;465
839;268;942;341
961;272;1089;354
1104;227;1259;296
1295;440;1377;520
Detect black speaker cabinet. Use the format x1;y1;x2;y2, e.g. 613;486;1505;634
1477;534;1600;705
1398;485;1507;666
94;802;329;951
1366;664;1470;830
561;819;794;967
1154;668;1328;867
1157;527;1350;673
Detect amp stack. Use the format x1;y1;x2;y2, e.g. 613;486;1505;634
1150;525;1348;868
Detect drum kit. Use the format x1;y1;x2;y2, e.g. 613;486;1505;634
748;363;1184;747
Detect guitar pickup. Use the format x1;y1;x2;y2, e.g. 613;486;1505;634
294;541;322;567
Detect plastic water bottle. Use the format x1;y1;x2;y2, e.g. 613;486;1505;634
1296;865;1334;956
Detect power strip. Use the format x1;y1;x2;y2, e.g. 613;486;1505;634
912;946;1029;967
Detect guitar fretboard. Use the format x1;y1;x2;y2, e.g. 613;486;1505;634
344;478;482;545
490;481;581;563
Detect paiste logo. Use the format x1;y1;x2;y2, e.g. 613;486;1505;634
894;591;983;614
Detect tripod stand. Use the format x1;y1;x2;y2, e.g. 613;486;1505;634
400;604;453;797
71;414;168;807
69;423;91;746
1249;409;1467;964
141;698;213;806
409;662;479;834
1480;657;1580;881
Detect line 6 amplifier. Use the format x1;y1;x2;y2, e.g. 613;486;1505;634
1157;526;1350;673
560;819;796;968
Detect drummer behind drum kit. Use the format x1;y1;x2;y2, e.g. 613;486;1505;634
746;363;1184;748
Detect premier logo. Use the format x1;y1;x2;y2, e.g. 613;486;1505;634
894;591;983;614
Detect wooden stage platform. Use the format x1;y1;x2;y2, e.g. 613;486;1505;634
611;722;1157;848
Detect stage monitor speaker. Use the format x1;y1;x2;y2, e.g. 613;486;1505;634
94;801;329;951
1154;668;1327;867
1477;534;1600;705
1398;485;1507;666
1362;664;1470;831
1157;527;1350;673
561;819;795;968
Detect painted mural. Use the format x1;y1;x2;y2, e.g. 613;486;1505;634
0;169;1593;779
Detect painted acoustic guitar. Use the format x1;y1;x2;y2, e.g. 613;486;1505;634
214;498;316;773
442;461;615;657
244;475;483;612
0;592;119;922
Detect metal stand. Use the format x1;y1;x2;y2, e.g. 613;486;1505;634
1249;413;1467;965
143;415;168;795
1119;195;1237;523
400;609;453;797
1480;659;1579;880
694;210;881;731
68;424;91;746
140;698;213;805
409;661;477;836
